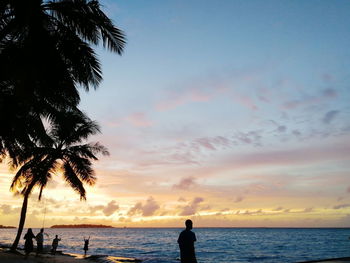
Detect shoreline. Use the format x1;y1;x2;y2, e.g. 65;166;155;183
0;247;349;263
0;247;142;263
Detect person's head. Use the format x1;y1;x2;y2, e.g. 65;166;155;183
55;235;58;238
185;219;193;230
40;228;44;233
27;228;33;235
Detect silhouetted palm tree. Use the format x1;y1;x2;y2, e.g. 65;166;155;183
0;0;125;161
10;109;109;250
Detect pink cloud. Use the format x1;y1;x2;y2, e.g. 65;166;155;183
234;196;244;203
125;112;153;127
257;87;272;103
194;136;232;151
225;141;350;169
103;200;119;216
156;88;213;111
232;93;258;110
128;197;160;216
282;88;337;110
179;197;204;216
173;177;197;190
178;197;187;202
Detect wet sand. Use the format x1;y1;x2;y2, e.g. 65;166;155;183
0;248;141;263
1;248;349;263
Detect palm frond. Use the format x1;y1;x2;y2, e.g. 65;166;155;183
62;160;86;200
66;156;96;185
46;0;126;54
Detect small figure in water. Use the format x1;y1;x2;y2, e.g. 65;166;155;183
24;228;35;259
51;235;61;255
178;219;198;263
83;236;90;256
35;228;45;256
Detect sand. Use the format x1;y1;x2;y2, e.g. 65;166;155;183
0;249;88;263
1;248;349;263
0;248;141;263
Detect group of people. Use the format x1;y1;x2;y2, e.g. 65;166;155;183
22;220;198;263
23;228;90;258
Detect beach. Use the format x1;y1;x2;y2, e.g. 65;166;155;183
0;248;141;263
0;249;82;263
1;248;350;263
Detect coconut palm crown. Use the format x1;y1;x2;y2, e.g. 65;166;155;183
0;0;125;162
10;110;109;250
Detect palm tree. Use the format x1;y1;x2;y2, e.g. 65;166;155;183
10;109;109;250
0;0;125;161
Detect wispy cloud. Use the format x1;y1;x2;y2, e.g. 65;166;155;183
333;204;350;209
303;207;313;213
234;196;244;203
222;141;350;169
232;93;258;110
0;204;20;215
156;88;214;111
125;112;153;127
322;110;339;124
282;88;337;110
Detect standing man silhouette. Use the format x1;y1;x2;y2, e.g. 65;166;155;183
35;228;44;256
178;219;197;263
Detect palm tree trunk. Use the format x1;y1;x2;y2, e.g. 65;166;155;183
11;185;33;251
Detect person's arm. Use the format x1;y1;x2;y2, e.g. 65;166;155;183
178;232;183;244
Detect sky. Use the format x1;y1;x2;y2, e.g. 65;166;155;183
1;0;350;228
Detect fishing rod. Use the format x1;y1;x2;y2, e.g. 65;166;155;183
41;198;49;237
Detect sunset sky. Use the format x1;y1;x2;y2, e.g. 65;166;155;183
1;0;350;228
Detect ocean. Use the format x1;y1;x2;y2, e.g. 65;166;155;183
0;228;349;262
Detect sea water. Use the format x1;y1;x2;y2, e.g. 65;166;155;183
1;228;349;263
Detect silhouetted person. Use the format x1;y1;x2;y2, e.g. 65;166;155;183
83;236;90;256
51;235;61;255
178;219;197;263
35;228;44;256
24;228;35;259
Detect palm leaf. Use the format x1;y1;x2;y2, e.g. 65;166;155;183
62;160;86;200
